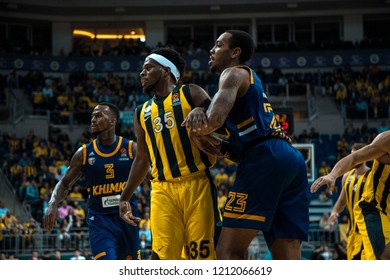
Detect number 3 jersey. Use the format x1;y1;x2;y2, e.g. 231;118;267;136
81;136;137;215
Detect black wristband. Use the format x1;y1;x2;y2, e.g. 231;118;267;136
199;99;211;110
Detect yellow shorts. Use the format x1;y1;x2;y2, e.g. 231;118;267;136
150;172;219;260
355;201;390;260
347;231;363;260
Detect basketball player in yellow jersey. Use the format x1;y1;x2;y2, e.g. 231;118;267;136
119;47;222;260
311;130;390;259
329;143;370;259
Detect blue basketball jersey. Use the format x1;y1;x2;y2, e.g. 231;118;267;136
82;136;137;215
81;136;140;259
224;66;291;160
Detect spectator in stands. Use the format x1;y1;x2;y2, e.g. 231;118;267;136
57;211;73;250
310;244;333;260
319;212;335;243
18;152;29;168
82;249;92;260
8;134;21;154
318;190;330;202
72;213;86;250
30;250;41;260
318;160;331;177
68;185;85;208
74;204;86;220
139;212;151;230
70;248;86;260
336;137;348;158
42;250;51;260
214;167;229;188
21;217;37;250
33;140;49;158
31;85;44;114
139;222;152;245
354;96;368;118
42;82;54;110
57;200;74;223
24;178;41;219
334;79;347;108
0;200;8;217
54;249;62;260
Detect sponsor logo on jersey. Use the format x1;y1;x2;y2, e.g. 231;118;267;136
144;105;152;121
88;157;96;165
171;92;182;106
119;148;129;161
101;194;121;208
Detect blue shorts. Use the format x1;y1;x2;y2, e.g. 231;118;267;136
87;211;140;260
222;138;310;247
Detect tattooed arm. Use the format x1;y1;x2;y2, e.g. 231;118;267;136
187;67;250;135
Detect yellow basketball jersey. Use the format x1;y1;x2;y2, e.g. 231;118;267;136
344;169;369;233
138;84;216;181
362;160;390;214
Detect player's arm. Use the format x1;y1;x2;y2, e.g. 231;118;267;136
182;69;242;134
181;83;211;131
329;173;347;224
205;68;242;133
131;140;137;158
43;147;84;232
311;132;390;194
120;108;149;226
182;83;224;157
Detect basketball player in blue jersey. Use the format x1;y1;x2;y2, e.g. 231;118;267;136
119;47;222;260
43;102;140;260
183;30;310;259
311;130;390;260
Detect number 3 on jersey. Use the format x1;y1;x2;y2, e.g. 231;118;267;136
104;163;114;179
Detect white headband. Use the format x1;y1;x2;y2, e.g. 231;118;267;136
146;53;180;82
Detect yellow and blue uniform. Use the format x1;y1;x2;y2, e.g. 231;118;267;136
221;66;310;248
137;84;220;260
82;136;140;260
354;160;390;259
343;169;369;259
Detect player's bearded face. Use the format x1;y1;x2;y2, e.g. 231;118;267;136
143;73;161;93
140;59;163;94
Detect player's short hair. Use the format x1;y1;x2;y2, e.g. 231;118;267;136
99;102;120;125
225;30;255;64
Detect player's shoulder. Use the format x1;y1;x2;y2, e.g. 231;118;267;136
187;83;205;91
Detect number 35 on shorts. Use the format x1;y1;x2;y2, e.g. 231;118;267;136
188;240;211;259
